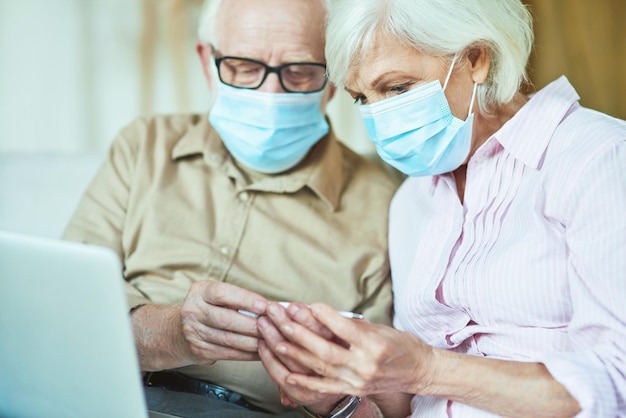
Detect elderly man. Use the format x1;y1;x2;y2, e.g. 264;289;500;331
63;0;399;416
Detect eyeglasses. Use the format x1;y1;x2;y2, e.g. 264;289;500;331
214;56;328;93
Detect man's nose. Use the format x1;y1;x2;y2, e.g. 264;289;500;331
258;72;286;93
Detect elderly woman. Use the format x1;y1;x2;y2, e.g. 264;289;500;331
255;0;626;417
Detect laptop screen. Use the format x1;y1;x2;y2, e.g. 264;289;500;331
0;231;149;418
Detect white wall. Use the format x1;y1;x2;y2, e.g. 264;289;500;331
0;0;372;156
1;0;92;153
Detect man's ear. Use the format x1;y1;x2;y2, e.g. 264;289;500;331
196;41;214;88
327;82;337;102
319;82;337;113
467;45;490;85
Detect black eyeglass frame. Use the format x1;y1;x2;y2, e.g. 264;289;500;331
213;55;328;93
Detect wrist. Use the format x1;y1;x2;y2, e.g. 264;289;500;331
411;345;450;397
301;396;344;416
402;337;441;397
302;395;361;418
134;304;203;370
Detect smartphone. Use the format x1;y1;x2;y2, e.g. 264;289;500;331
238;301;364;320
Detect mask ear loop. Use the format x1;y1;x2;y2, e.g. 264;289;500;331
443;54;478;118
443;55;458;91
468;82;478;115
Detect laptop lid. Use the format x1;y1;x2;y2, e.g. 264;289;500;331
0;231;149;418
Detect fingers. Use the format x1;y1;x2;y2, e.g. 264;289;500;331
280;391;299;409
182;315;262;355
258;310;349;406
265;310;350;378
282;302;334;340
184;281;268;336
258;315;311;374
185;333;261;362
284;373;353;396
309;303;364;346
261;302;376;396
262;304;339;375
258;339;310;406
259;340;346;407
268;302;360;357
258;340;297;406
179;281;269;362
258;339;291;381
182;298;262;346
196;280;268;317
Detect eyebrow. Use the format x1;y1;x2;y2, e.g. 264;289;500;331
344;86;359;96
370;70;407;90
345;70;406;96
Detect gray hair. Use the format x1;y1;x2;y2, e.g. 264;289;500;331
198;0;331;48
325;0;534;113
197;0;223;45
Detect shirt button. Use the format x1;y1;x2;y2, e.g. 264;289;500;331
239;191;250;202
220;246;230;256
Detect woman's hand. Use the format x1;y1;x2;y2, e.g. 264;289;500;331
262;303;582;418
258;302;347;411
261;302;434;398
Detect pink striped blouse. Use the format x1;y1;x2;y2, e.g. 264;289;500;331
389;76;626;417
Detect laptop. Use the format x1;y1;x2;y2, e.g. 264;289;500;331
0;230;177;418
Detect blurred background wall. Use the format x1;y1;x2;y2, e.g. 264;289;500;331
522;0;626;119
0;0;370;156
0;0;624;156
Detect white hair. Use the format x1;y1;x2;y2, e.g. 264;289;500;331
325;0;534;113
198;0;331;48
197;0;222;45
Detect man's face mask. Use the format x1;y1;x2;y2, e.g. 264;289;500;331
209;82;329;174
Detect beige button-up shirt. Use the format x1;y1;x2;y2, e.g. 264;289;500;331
63;114;399;412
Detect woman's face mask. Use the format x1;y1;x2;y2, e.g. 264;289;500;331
359;56;477;177
209;82;329;174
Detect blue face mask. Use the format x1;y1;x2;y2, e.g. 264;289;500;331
359;58;477;177
209;82;329;174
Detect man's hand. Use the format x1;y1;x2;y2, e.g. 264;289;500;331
132;280;268;371
180;280;268;362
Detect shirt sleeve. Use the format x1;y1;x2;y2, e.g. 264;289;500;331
63;118;150;307
539;137;626;416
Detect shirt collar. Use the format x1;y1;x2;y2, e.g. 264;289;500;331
171;115;345;211
487;76;581;169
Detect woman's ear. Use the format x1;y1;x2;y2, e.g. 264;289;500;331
467;45;490;85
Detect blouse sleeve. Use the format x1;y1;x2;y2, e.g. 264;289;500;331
540;136;626;416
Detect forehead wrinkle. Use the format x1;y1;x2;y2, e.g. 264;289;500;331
217;0;325;64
